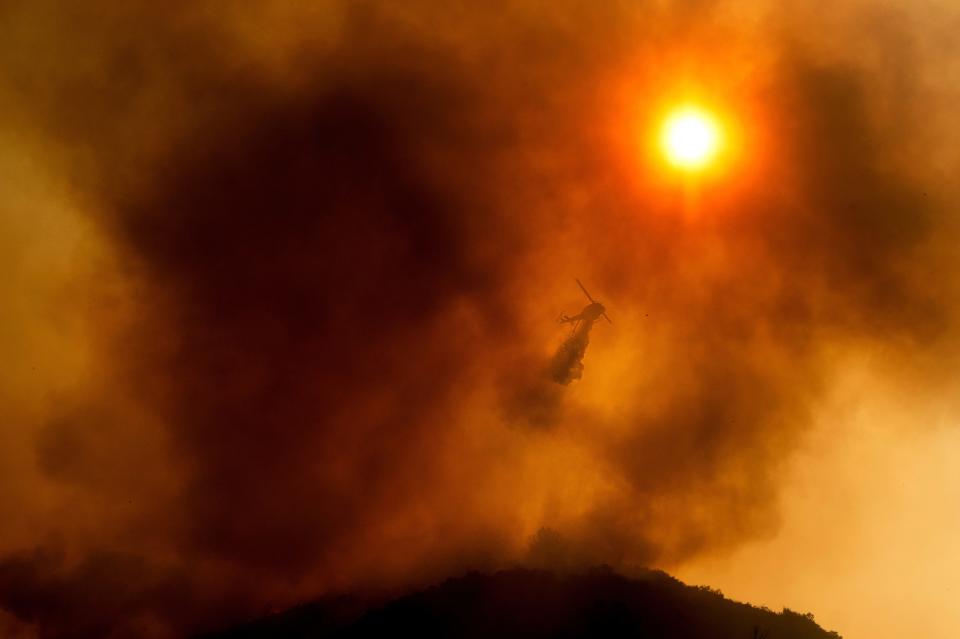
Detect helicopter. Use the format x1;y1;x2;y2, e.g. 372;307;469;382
558;278;612;332
550;278;611;384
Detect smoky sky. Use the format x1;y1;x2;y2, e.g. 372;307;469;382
1;1;957;637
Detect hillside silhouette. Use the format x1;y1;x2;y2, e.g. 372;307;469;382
202;567;841;639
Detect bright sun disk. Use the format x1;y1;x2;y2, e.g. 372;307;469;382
662;107;721;170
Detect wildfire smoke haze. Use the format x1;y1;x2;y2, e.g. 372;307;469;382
1;2;959;638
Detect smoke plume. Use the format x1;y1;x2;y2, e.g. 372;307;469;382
1;1;957;637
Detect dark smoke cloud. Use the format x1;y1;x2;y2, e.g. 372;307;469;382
1;1;956;637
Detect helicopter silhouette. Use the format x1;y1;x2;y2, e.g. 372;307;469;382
550;279;611;385
558;278;612;331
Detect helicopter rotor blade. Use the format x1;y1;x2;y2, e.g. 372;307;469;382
575;278;596;304
602;312;612;324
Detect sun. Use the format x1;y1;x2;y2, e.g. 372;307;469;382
661;106;721;170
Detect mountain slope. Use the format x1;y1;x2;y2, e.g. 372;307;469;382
203;567;841;639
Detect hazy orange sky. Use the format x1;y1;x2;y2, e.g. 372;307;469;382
2;2;959;638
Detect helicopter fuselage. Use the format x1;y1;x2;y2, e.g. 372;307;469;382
560;302;606;325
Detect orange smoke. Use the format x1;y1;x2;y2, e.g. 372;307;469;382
0;2;958;638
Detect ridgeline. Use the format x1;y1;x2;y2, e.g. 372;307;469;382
203;567;841;639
